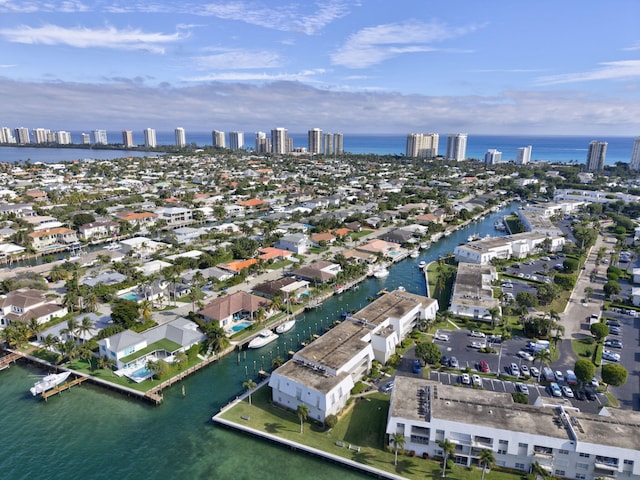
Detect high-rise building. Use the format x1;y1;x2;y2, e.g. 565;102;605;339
122;130;134;147
143;128;156;148
446;133;467;161
516;145;532;165
323;133;334;155
406;133;439;159
175;127;186;147
586;140;607;171
33;128;50;144
255;132;270;152
56;131;72;145
14;127;30;144
308;128;322;154
484;149;502;165
81;133;90;144
229;131;244;150
212;130;226;148
334;133;344;154
271;127;288;154
92;129;108;145
630;137;640;171
0;127;16;143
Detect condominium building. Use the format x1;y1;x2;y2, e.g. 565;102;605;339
0;127;16;143
387;377;640;479
406;133;439;159
81;133;90;144
212;130;226;148
447;263;500;321
144;128;156;148
334;133;344;154
229;131;244;150
271;127;288;154
586;140;607;171
92;129;108;145
255;132;270;153
484;148;502;165
33;128;50;144
122;130;134;147
630;137;640;171
446;133;467;161
308;128;322;154
14;127;30;144
323;133;334;154
453;232;565;265
516;145;532;165
175;127;186;147
56;131;72;145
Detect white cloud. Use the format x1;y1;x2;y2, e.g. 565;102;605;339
331;20;482;68
194;50;282;70
0;0;89;12
183;69;325;82
0;24;187;53
534;60;640;86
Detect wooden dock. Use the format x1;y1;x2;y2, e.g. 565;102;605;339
41;375;88;401
0;352;21;371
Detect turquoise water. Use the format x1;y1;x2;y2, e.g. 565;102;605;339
119;292;139;302
129;366;153;382
0;207;513;479
229;321;253;333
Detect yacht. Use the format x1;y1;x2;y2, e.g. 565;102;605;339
418;261;427;269
275;319;296;334
30;371;72;396
248;329;279;349
409;250;419;259
373;267;389;278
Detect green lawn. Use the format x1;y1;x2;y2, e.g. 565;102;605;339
571;337;596;361
218;386;521;480
426;262;456;311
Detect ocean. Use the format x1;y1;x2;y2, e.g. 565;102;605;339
0;133;636;165
0;208;514;480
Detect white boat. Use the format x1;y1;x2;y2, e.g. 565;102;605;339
373;267;389;278
420;242;431;250
30;371;72;396
467;233;480;242
104;242;119;250
248;329;279;348
335;285;345;294
409;250;419;258
275;319;296;334
418;261;427;269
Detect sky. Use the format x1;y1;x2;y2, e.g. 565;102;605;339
1;0;640;135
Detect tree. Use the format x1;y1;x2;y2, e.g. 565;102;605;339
574;358;595;387
536;283;561;306
140;299;153;323
71;212;96;229
601;363;628;390
297;403;309;434
590;322;609;341
479;449;496;480
77;316;94;343
61;317;79;341
516;291;539;308
111;299;140;328
147;359;169;379
203;323;230;354
583;286;594;302
487;307;501;327
603;280;621;298
534;349;552;379
415;340;442;365
242;379;257;405
438;438;455;478
390;433;406;466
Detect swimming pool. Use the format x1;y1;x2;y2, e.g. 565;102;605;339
119;292;139;302
127;366;154;383
229;321;253;333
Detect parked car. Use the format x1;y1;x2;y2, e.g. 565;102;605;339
585;389;597;401
520;365;530;377
575;390;586;401
470;330;486;338
555;371;565;383
562;386;574;398
434;332;450;341
516;383;529;395
591;377;600;389
609;326;621;335
470;341;485;349
549;382;562;397
449;356;459;369
382;381;394;393
440;355;449;367
518;350;534;362
412;360;423;374
472;374;483;387
602;350;621;362
530;366;540;379
461;373;471;385
510;363;520;377
487;335;502;344
479;360;490;373
604;339;623;349
606;319;620;327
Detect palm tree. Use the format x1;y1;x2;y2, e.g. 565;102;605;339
297;403;309;434
530;461;548;479
438;438;455;478
534;348;552;380
61;318;79;342
479;449;496;480
140;299;153;323
76;316;94;343
390;433;406;466
83;290;98;313
42;333;57;352
26;317;41;340
242;379;257;405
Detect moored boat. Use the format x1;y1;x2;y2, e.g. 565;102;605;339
248;329;279;348
418;261;427;269
275;319;296;334
373;267;389;278
409;250;419;258
30;371;72;396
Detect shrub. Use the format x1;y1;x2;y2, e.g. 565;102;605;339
324;414;337;429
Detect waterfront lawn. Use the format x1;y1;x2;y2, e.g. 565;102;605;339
425;261;456;312
219;387;520;480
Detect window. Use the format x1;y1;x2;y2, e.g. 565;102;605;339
624;460;634;466
576;463;589;470
410;435;429;445
575;474;586;480
579;453;590;458
555;470;565;476
558;449;569;455
515;463;525;470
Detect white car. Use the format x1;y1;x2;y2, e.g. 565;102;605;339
461;373;471;385
555;371;565;383
518;350;534;362
591;377;600;389
562;386;574;398
602;350;621;362
530;366;540;378
516;382;529;395
470;341;485;349
520;365;530;377
472;374;483;387
510;363;520;377
434;332;449;341
470;330;486;338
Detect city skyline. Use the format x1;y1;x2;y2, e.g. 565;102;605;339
1;1;639;135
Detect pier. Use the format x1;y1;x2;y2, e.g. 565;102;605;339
0;352;21;371
41;375;88;401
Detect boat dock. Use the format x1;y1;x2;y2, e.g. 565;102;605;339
41;375;88;401
0;352;21;371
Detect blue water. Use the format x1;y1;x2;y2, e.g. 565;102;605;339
229;321;253;333
130;367;153;381
119;292;139;302
0;205;515;480
1;133;636;165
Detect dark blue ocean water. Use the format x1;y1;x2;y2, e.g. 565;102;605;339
0;133;636;165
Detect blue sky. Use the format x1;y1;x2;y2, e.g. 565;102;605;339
1;0;640;135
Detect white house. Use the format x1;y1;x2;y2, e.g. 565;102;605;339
119;237;168;256
269;290;438;423
275;233;312;255
155;207;193;227
0;289;68;328
454;232;565;265
448;263;501;321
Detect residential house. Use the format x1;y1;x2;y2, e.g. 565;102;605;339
28;227;78;251
454;232;565;265
197;292;271;332
253;277;310;302
115;211;158;232
311;232;336;245
275;233;311;255
155;206;193;227
356;239;402;259
290;260;341;284
78;221;119;241
0;288;68;328
119;237;168;256
448;263;501;321
258;247;294;262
